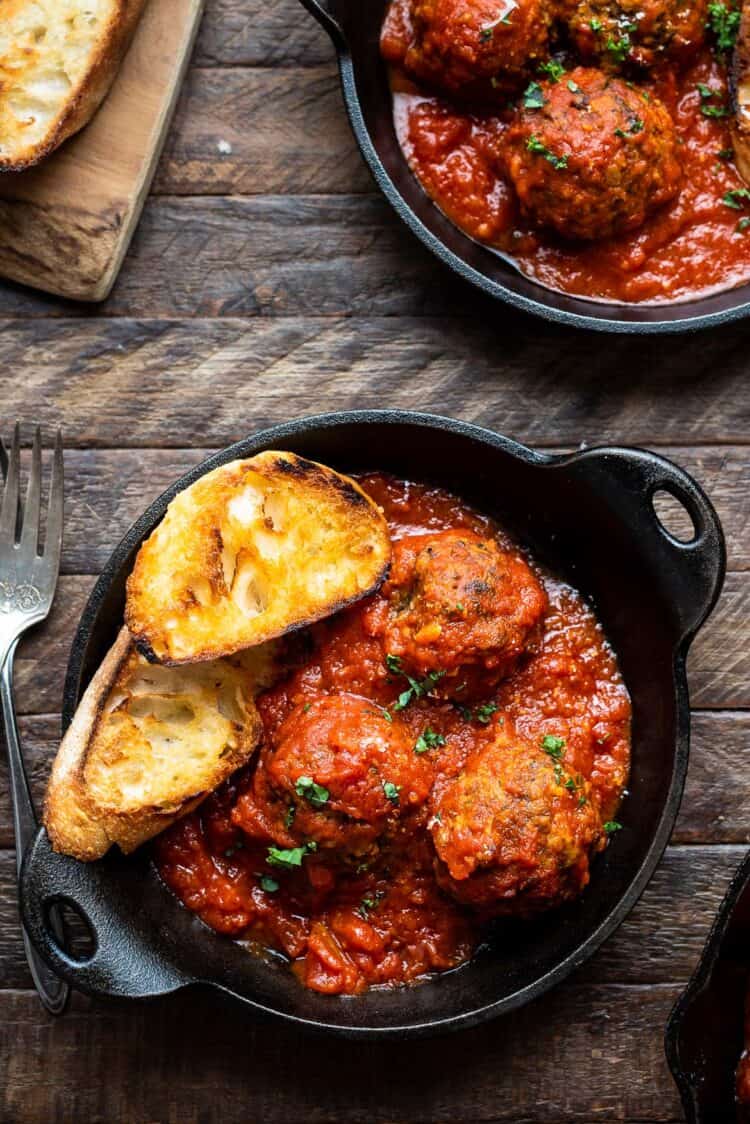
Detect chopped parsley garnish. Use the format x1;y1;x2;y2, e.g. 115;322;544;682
707;1;741;51
527;134;568;170
388;658;446;711
295;775;330;808
701;103;730;117
738;216;750;232
578;794;588;808
284;804;296;829
260;875;279;893
415;728;447;754
615;117;644;138
302;702;312;713
605;33;631;63
698;82;718;100
474;701;499;725
567;79;580;93
266;841;317;869
604;820;623;834
590;17;602;31
383;781;401;804
541;734;566;758
723;188;750;209
357;890;385;920
479;26;494;42
539;59;565;82
523;81;546;109
718;147;735;160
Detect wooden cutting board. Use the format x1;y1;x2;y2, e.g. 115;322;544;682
0;0;204;303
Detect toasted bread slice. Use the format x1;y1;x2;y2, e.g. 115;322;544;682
0;0;148;172
125;451;392;665
44;627;276;861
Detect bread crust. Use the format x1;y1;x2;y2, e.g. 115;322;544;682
0;0;149;172
125;451;392;666
44;627;266;861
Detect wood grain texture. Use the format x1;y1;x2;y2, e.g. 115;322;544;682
1;319;750;447
194;0;334;66
0;985;684;1122
0;0;204;301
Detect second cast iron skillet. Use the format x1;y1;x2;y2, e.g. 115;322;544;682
20;412;725;1037
299;0;750;333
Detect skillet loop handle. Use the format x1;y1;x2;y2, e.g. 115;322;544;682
583;448;726;645
20;829;186;999
298;0;347;49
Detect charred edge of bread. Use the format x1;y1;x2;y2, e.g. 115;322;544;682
1;0;149;173
124;451;392;666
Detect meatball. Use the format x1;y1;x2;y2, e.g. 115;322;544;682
382;530;547;689
403;0;553;98
232;694;431;862
431;723;605;914
505;67;683;240
566;0;708;69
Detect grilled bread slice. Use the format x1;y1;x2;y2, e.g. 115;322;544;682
125;451;392;665
0;0;148;171
44;627;275;860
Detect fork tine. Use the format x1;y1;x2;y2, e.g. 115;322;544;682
0;423;21;542
20;427;42;555
42;429;63;572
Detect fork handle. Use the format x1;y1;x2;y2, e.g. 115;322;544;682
1;645;69;1014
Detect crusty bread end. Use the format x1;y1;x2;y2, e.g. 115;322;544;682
44;627;271;861
0;0;148;172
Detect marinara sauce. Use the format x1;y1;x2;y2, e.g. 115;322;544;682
155;476;631;995
382;0;750;304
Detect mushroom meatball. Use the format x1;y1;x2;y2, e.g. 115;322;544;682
382;530;547;690
232;694;431;862
403;0;553;98
431;722;605;914
505;67;683;240
566;0;708;69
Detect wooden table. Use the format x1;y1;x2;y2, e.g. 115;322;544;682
1;2;749;1119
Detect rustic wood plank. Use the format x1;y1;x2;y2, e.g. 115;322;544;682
0;844;740;990
0;984;684;1122
155;66;373;196
1;318;750;446
195;0;335;67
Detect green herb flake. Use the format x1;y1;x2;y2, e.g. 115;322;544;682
539;59;565;82
415;728;447;754
295;775;330;808
302;702;312;713
604;820;623;834
266;841;317;869
383;781;401;804
724;188;750;209
386;653;403;674
707;1;741;51
357;890;385;920
474;701;499;725
590;16;602;31
701;102;730;117
567;78;580;93
578;794;588;808
260;875;279;893
479;25;494;42
738;216;750;231
526;134;568;170
523;81;546;109
391;668;446;712
718;147;734;159
697;81;717;99
284;804;296;829
541;734;566;758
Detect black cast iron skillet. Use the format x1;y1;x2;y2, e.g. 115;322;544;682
299;0;750;333
20;411;725;1037
666;850;750;1122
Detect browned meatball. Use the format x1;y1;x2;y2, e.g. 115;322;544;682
505;67;683;240
382;530;547;691
566;0;708;69
431;723;605;914
232;694;431;862
404;0;553;98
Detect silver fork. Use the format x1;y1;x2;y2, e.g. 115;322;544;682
0;424;68;1014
